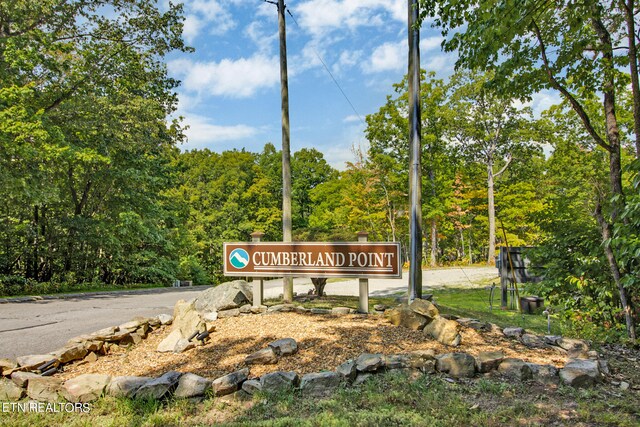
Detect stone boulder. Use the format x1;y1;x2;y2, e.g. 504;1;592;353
157;314;173;325
503;327;524;338
268;338;298;356
11;371;39;388
476;351;504;373
16;354;56;371
27;377;64;402
436;353;476;378
194;280;253;312
134;371;182;400
559;359;600;388
355;353;385;372
409;298;439;319
406;350;436;373
0;378;24;401
497;358;533;381
245;347;278;365
61;374;110;403
386;304;428;330
300;372;343;397
260;371;299;393
50;344;88;364
212;368;249;397
527;363;559;384
383;354;410;370
175;373;212;398
520;334;546;348
0;358;17;376
241;379;262;395
336;359;357;382
107;376;151;398
172;299;206;339
157;330;183;353
423;316;462;346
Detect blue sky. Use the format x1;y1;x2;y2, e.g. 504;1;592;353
166;0;558;169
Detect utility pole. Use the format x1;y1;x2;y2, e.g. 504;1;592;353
276;0;293;302
408;0;422;301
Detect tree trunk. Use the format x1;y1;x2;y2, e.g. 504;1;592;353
487;162;496;265
311;278;327;297
622;0;640;158
430;218;437;267
595;201;636;340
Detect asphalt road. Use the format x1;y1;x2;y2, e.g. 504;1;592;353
0;266;498;360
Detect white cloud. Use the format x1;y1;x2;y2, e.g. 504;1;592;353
420;36;444;52
181;0;236;41
422;53;455;74
169;55;280;98
180;114;259;150
294;0;406;37
364;41;406;74
182;14;204;44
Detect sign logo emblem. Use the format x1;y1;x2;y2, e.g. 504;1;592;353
229;248;249;269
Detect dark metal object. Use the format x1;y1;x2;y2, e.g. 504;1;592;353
407;0;422;302
37;359;57;372
187;331;199;341
41;367;58;376
196;331;210;342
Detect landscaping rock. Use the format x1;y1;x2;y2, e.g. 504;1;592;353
134;371;182;400
61;374;110;403
559;359;600;388
387;304;428;330
51;344;88;364
458;319;490;331
16;354;56;370
503;327;524;338
527;363;559;384
119;319;146;332
27;377;63;402
0;378;24;401
212;368;249;397
0;358;17;375
175;373;211;398
251;305;268;314
355;353;385;372
406;350;436;373
384;354;410;370
260;371;299;393
331;307;351;315
157;314;173;325
11;371;39;388
353;373;373;386
476;351;504;373
497;358;533;381
218;308;241;318
245;347;278;365
173;338;196;354
409;298;439;319
423;315;462;346
300;372;343;397
90;326;118;340
310;308;331;314
521;334;546;348
268;338;298;356
203;311;218;322
336;359;357;382
157;329;183;353
557;338;589;353
107;376;151;398
172;299;206;339
239;304;252;314
241;379;262;395
544;335;562;346
194;280;253;312
373;304;386;311
436;353;476;378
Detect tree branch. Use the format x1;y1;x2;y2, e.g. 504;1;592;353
493;153;512;178
531;19;611;152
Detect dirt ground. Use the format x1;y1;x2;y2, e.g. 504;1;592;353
58;311;568;381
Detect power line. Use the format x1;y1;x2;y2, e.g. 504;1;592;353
262;2;367;126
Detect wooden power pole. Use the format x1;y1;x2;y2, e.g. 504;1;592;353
277;0;293;302
408;0;423;301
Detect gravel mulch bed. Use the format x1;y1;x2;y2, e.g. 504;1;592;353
58;312;567;381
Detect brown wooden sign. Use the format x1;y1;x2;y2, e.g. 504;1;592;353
223;242;402;278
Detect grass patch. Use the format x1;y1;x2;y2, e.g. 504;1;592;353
4;372;638;427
